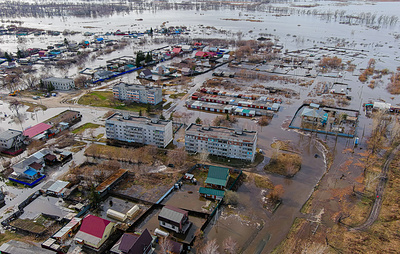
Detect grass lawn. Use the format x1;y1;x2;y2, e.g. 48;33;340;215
78;91;159;113
169;92;187;99
72;123;102;135
264;153;302;177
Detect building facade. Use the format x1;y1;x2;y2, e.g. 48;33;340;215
112;83;162;105
158;205;191;234
0;129;25;150
42;77;75;90
185;124;257;162
105;113;173;148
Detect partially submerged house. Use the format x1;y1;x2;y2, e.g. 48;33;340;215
301;107;328;125
158;205;191;234
205;166;230;190
75;214;115;249
110;229;154;254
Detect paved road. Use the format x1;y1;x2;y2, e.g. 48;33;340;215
352;145;399;231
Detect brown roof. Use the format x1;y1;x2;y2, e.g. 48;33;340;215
95;169;127;193
45;154;56;161
29;162;43;171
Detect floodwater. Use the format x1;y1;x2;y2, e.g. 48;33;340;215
0;0;399;252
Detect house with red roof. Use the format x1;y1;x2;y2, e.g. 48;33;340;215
195;51;208;58
23;123;52;139
172;47;182;55
75;214;115;249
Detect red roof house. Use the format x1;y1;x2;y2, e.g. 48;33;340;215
23;123;52;138
195;51;208;58
172;47;182;55
75;214;115;249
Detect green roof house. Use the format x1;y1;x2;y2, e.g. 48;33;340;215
199;187;225;200
205;166;230;190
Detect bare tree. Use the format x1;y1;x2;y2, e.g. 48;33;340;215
24;74;38;89
223;236;238;254
159;237;173;254
200;239;220;254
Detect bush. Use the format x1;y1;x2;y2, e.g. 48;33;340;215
224;190;239;205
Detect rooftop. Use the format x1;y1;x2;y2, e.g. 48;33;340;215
106;113;171;127
78;214;112;239
159;205;188;224
0;129;22;140
23;123;52;138
113;82;161;92
205;166;229;187
43;77;74;83
186;123;257;143
47;180;69;193
199;187;225;197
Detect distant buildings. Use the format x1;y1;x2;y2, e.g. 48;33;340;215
185;124;257;162
105;113;173;148
42;77;75;90
0;129;25;150
112;82;162;105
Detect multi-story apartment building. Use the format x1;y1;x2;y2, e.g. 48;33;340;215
42;77;75;90
0;129;25;150
185;123;257;162
105;113;173;148
112;82;162;105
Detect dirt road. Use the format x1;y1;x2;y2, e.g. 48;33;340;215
352;145;399;231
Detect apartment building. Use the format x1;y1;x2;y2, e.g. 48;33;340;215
105;113;173;148
112;82;162;105
42;77;75;90
185;123;257;162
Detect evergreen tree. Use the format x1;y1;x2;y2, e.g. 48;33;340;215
195;117;202;124
139;110;142;116
4;52;12;62
160;113;165;120
145;52;152;63
17;49;23;59
136;51;145;67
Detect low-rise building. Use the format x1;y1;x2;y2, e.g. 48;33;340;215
75;214;115;250
185;124;257;162
42;77;75;90
113;82;162;105
0;129;25;150
105;113;173;148
110;229;154;254
158;205;191;234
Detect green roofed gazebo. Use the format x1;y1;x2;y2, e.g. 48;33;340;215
199;187;225;200
205;166;230;190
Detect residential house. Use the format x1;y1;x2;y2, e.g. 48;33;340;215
301;107;328;124
12;156;45;180
199;187;225;200
205;166;230;190
46;180;69;196
23;123;52;139
158;205;191;234
75;214;115;249
0;129;25;151
110;229;154;254
0;240;55;254
139;69;153;80
172;47;183;55
195;51;208;58
53;217;82;242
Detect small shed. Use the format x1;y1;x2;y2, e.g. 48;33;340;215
199;187;225;200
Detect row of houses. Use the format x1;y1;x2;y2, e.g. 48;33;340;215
186;100;276;117
198;88;283;103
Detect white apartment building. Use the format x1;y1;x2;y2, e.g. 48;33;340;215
42;77;75;90
112;82;162;105
185;123;257;162
105;113;173;148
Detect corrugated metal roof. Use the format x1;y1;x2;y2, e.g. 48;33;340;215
205;166;229;187
199;187;225;197
23;123;52;138
159;205;187;223
47;180;69;193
